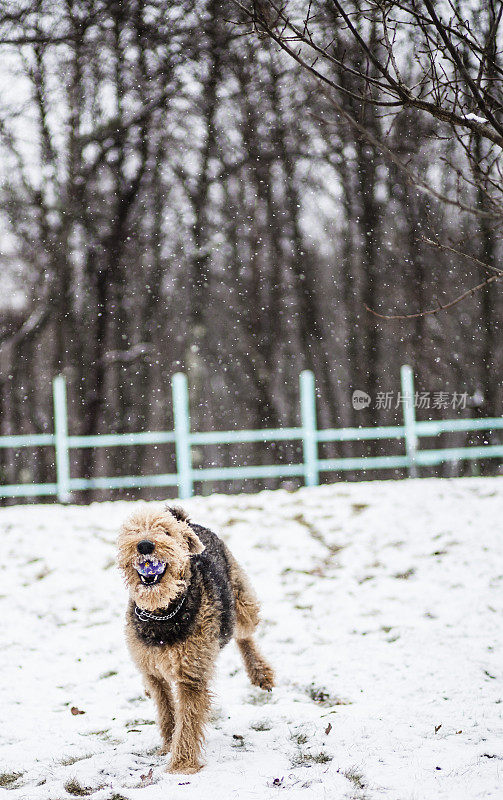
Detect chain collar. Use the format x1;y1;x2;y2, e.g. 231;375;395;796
134;592;187;623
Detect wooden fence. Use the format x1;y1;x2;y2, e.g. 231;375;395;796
0;367;502;502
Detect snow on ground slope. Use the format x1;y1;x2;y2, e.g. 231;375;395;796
1;477;503;800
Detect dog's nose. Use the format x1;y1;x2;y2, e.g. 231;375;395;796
137;539;155;555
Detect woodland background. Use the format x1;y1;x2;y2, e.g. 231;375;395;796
0;0;501;500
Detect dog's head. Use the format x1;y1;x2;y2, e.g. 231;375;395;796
117;505;204;610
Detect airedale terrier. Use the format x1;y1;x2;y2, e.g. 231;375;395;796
117;504;274;773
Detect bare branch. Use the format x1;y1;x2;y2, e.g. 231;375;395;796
365;274;502;320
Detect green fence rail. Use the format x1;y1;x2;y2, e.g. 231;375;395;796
0;366;502;503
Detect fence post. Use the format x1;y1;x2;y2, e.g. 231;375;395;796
300;370;319;487
401;364;418;478
172;372;193;499
53;375;72;503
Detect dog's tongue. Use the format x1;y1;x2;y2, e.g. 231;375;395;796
136;558;166;577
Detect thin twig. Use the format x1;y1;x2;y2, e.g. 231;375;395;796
421;237;503;275
365;274;502;320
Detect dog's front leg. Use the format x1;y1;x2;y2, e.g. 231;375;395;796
143;674;176;753
168;678;211;773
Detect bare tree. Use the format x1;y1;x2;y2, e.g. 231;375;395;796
0;0;501;501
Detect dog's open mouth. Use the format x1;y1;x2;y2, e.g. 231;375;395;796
135;557;167;586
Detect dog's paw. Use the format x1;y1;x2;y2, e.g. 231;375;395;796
157;744;171;756
252;665;275;691
258;675;275;691
167;760;204;774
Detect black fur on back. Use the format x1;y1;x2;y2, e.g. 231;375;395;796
129;522;235;649
190;522;235;646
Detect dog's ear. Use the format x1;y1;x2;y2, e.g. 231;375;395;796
166;504;189;522
165;504;203;553
185;527;205;554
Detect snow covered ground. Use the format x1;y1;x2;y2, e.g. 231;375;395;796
1;477;503;800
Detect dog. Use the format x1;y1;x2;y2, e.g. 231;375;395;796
117;504;275;773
